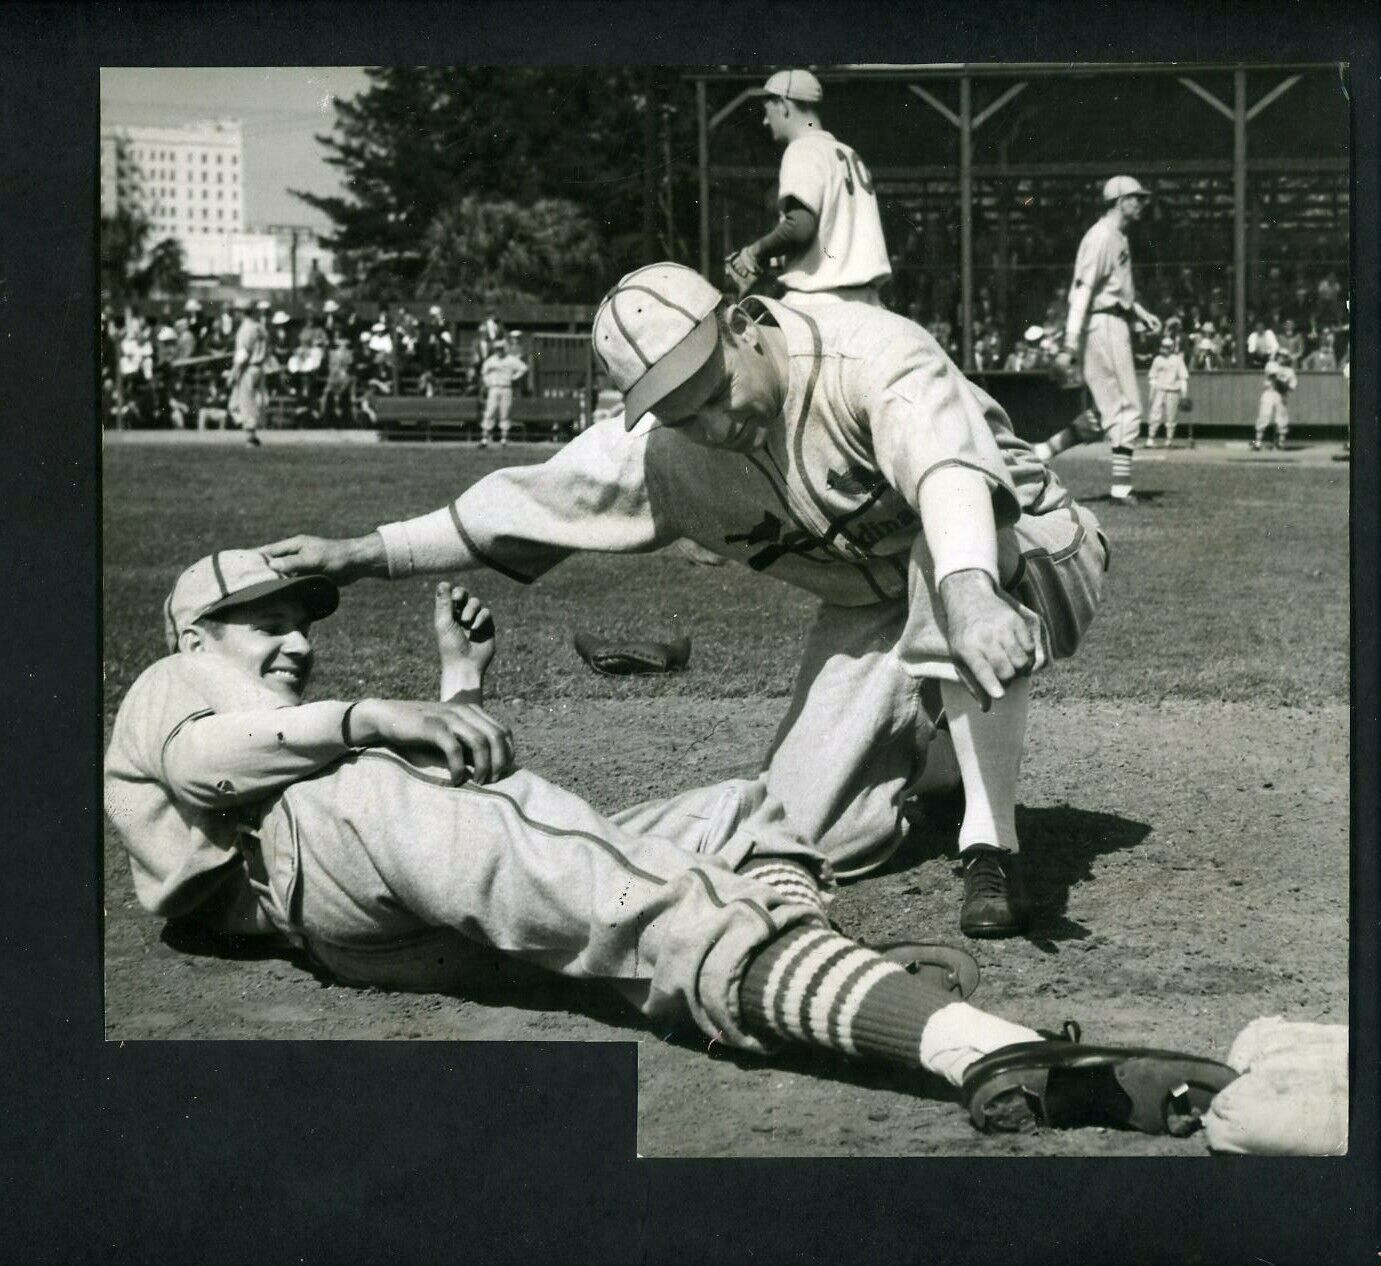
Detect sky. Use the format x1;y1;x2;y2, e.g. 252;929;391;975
99;67;372;230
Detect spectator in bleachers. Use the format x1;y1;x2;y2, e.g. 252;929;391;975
118;316;156;427
1191;321;1224;371
1302;332;1338;372
479;337;528;448
206;307;236;356
173;317;197;363
1246;317;1279;368
1278;318;1305;363
289;313;328;402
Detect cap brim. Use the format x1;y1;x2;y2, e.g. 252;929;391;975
622;313;721;431
197;574;340;625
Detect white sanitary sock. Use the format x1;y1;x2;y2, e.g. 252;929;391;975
940;675;1030;854
919;1001;1041;1087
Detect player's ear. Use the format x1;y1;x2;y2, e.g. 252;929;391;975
178;626;206;654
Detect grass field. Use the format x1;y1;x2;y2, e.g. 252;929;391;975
102;439;1351;1158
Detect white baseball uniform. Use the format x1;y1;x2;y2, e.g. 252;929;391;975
1256;360;1297;444
774;132;891;306
1146;351;1189;441
1068;217;1144;448
480;352;528;439
375;299;1108;877
104;650;828;1051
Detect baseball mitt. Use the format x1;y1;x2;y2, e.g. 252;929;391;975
573;631;691;676
723;248;762;299
1179;397;1194;413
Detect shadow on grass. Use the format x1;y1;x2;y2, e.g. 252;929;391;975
883;798;1154;951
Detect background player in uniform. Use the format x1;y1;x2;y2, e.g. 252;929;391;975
1145;335;1190;447
1253;350;1297;451
259;263;1111;942
226;296;269;448
479;337;528;447
1045;176;1162;505
725;68;891;309
104;548;1236;1137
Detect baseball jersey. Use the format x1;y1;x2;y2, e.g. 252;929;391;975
104;652;353;921
1148;353;1189;392
234;317;268;368
377;299;1070;609
481;353;528;390
1264;361;1298;396
1069;216;1136;316
775;132;891;293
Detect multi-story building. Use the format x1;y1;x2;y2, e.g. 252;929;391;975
101;117;339;292
100;118;245;254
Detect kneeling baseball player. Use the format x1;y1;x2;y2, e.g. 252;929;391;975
105;550;1236;1135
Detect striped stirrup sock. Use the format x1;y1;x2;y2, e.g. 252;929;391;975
1111;445;1134;497
738;926;955;1068
738;857;829;915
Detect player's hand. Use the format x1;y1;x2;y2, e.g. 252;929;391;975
1051;349;1082;388
351;698;515;785
1139;309;1163;336
434;582;496;699
939;569;1048;709
258;533;387;585
724;247;762;298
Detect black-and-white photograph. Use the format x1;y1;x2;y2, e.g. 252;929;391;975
101;63;1351;1160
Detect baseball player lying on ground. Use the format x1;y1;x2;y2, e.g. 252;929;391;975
104;549;1236;1136
260;263;1109;942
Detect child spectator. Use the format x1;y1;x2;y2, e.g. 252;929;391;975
1253;351;1297;451
1145;336;1190;447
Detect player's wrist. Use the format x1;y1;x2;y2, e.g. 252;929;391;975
346;533;389;580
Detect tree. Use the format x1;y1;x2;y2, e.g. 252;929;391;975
417;196;604;304
140;237;188;300
99;209;149;309
296;67;696;301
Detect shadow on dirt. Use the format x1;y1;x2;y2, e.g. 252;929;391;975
160;917;641;1029
885;799;1154;950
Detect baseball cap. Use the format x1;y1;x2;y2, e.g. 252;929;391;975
592;262;723;431
184;299;202;313
1160;336;1173;349
322;299;340;314
1103;175;1151;202
428;304;443;317
255;299;272;312
164;550;339;652
271;310;290;326
755;68;823;103
1023;324;1045;342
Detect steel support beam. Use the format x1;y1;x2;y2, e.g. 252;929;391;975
697;78;710;278
960;77;974;371
1233;69;1248;368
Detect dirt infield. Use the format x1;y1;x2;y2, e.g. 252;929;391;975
102;442;1350;1156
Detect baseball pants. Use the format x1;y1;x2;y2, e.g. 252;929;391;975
662;500;1108;881
1147;388;1182;441
241;756;826;1051
230;365;266;434
1082;312;1144;448
779;285;884;310
1256;388;1289;443
482;386;513;439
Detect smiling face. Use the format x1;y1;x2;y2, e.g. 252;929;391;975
187;594;316;703
651;309;786;452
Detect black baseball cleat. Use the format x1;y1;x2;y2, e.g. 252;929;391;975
962;1035;1239;1136
246;432;262;448
873;941;981;1000
959;846;1027;939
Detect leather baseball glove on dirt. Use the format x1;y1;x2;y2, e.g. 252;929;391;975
573;631;691;676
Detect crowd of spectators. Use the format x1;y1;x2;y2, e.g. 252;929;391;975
101;297;537;430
